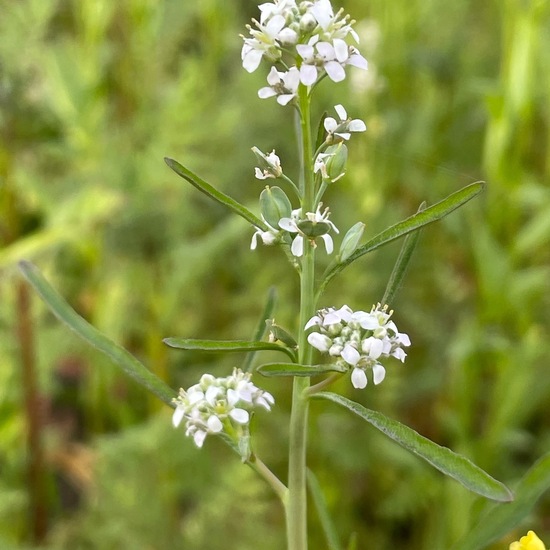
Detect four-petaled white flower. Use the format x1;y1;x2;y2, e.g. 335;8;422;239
258;67;300;105
173;369;275;449
324;104;366;141
278;204;339;257
305;304;410;389
241;15;287;73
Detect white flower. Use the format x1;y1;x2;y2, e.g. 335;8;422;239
258;0;298;23
296;37;367;86
241;15;286;73
305;304;410;389
172;368;274;449
278;204;339;257
258;66;300;106
324;104;366;141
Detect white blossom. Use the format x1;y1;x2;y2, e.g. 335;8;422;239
278;204;339;257
172;368;274;448
305;304;410;389
324;104;366;141
258;66;300;105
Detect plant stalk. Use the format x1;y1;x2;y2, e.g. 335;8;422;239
286;84;315;550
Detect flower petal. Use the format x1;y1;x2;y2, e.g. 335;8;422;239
372;363;386;385
207;415;223;432
194;430;208;448
172;407;185;428
229;408;250;424
300;64;318;86
351;367;367;389
324;61;346;82
291;235;304;256
341;344;360;366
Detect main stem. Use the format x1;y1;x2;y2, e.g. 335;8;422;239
287;85;315;550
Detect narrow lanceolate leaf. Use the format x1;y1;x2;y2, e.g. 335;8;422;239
452;452;550;550
381;202;426;306
163;338;297;362
313;392;513;502
318;181;485;296
164;157;267;230
307;469;343;550
18;261;176;407
257;363;346;377
243;287;277;372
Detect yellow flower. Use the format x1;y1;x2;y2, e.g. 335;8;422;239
510;530;547;550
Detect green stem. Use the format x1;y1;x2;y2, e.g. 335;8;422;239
247;453;288;503
287;84;315;550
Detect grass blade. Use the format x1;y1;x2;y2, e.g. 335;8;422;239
242;287;277;372
307;469;342;550
381;202;426;306
451;452;550;550
19;261;176;407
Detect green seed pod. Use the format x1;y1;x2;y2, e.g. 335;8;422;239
297;220;332;237
339;221;365;261
260;186;292;228
324;143;348;182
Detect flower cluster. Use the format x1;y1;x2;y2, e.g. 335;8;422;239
172;369;274;448
242;0;367;103
306;304;411;389
510;531;547;550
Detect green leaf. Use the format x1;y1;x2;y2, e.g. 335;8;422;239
163;338;297;362
257;363;346;377
18;261;175;407
318;181;485;297
242;287;277;372
381;202;426;306
312;392;513;502
164;157;267;230
307;469;342;550
451;452;550;550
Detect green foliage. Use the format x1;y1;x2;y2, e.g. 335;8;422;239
2;0;550;548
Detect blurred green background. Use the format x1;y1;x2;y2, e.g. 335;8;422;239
1;0;549;548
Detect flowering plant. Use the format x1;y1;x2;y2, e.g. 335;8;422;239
23;1;550;548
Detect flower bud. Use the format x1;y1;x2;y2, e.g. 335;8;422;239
339;221;365;261
299;12;317;32
260;186;292;228
252;146;283;179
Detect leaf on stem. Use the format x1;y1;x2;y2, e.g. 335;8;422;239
451;452;550;550
164;157;267;230
318;181;485;296
18;261;176;407
312;392;513;502
257;363;346;377
163;338;297;362
381;202;426;306
307;469;343;550
242;287;277;372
